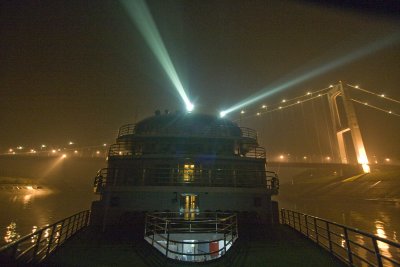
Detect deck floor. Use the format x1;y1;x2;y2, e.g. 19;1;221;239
43;225;346;267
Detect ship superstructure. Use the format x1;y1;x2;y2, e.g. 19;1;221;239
92;111;278;224
91;110;278;260
2;111;399;266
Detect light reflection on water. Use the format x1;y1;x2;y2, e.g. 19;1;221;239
374;220;393;264
0;185;97;247
353;234;368;267
4;222;20;244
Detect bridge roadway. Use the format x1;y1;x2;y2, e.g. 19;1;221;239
267;162;358;168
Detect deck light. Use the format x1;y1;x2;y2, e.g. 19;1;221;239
121;0;194;113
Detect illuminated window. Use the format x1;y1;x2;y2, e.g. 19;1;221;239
180;194;198;220
183;164;195;182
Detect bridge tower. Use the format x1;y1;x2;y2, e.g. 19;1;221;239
328;82;370;173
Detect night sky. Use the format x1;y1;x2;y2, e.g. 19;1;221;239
1;1;399;159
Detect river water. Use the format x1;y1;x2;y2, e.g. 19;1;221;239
0;158;399;250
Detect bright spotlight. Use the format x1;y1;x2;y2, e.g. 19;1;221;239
219;111;227;118
121;0;194;113
61;154;67;159
186;102;194;112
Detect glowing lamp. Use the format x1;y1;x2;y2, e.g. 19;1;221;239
186;103;194;112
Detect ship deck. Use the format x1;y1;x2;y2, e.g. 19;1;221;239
42;224;345;267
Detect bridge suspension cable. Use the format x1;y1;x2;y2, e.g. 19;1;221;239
350;98;400;117
233;86;332;121
347;84;400;105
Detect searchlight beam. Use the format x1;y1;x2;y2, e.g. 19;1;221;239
121;0;194;112
220;33;400;117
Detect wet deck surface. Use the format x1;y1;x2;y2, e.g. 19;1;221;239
43;225;345;267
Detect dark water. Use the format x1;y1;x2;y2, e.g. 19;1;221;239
0;156;103;246
0;157;399;248
0;186;98;246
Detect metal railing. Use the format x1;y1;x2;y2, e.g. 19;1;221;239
118;123;136;137
107;142;265;159
242;146;265;159
144;212;238;262
93;167;278;193
117;123;257;141
281;209;400;267
0;210;90;265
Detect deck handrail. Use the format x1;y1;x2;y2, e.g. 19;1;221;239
93;167;278;193
107;142;265;159
281;209;400;267
144;212;238;262
117;123;258;141
0;210;90;265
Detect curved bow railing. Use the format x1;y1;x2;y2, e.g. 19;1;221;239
144;212;238;262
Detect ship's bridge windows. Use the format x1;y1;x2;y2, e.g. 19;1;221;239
180;194;199;220
183;164;195;182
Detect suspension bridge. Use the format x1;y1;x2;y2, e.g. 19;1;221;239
232;82;399;173
2;82;398;175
